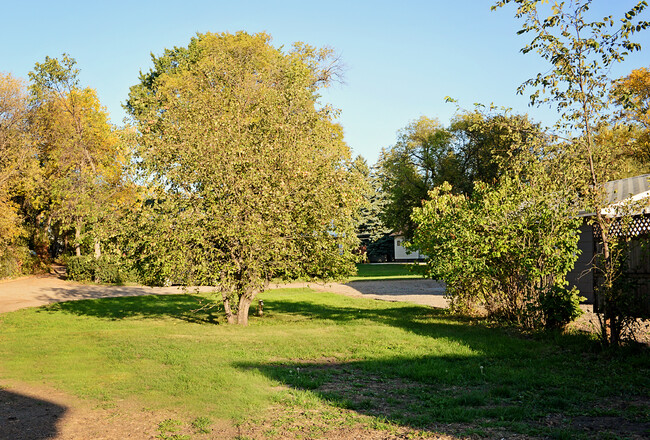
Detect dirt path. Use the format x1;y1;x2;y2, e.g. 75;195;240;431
270;279;448;307
0;275;196;314
0;275;449;314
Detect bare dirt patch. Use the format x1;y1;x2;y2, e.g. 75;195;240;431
542;400;650;440
271;279;448;309
568;304;650;344
1;381;239;440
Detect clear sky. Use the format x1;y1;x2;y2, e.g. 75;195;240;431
3;0;650;164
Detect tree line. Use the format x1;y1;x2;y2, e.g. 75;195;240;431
1;55;133;276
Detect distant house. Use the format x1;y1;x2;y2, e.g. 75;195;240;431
392;233;427;262
566;174;650;306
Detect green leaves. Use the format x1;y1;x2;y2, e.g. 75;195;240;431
126;32;363;324
411;170;581;328
495;0;649;344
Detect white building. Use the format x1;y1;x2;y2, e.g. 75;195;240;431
393;235;426;261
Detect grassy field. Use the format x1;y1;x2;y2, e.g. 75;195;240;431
0;288;648;439
349;263;423;281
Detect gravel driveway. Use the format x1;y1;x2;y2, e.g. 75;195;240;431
0;275;448;314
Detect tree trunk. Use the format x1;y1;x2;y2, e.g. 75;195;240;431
609;314;621;346
45;215;53;259
94;238;101;260
75;223;82;257
222;291;236;325
236;294;254;326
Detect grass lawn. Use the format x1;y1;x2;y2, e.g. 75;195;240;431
0;288;648;439
349;263;423;281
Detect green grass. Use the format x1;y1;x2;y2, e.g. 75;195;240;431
0;289;648;439
348;263;423;281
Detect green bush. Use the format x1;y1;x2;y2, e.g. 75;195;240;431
65;255;95;282
0;245;41;279
66;255;140;284
538;285;585;330
411;177;582;329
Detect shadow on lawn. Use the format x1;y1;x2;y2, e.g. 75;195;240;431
0;389;66;440
237;358;521;435
263;297;494;344
41;294;222;324
236;356;650;439
245;297;650;438
30;292;650;438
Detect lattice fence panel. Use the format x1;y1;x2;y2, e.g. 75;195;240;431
591;214;650;317
593;214;650;239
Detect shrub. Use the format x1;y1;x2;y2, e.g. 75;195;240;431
0;245;42;279
411;177;582;329
537;286;585;330
65;255;95;282
66;255;140;284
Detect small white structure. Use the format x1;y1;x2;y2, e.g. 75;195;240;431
393;235;426;261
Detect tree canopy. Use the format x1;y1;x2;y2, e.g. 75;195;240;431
612;66;650;167
376;116;457;236
29;55;129;260
126;32;363;325
377;108;548;237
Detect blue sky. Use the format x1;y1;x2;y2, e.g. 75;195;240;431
3;1;650;164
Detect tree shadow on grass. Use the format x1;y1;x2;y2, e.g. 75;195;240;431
236;358;522;437
0;389;66;440
262;296;502;349
40;294;223;324
241;296;650;438
237;354;650;439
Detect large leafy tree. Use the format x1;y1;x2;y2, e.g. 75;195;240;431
494;0;650;344
377;109;547;237
29;55;128;259
126;32;363;325
377;116;458;236
450;106;549;193
0;72;36;274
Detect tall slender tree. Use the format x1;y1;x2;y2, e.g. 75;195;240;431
29;55;128;259
493;0;650;344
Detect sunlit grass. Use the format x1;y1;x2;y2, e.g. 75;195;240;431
348;263;422;280
0;288;648;438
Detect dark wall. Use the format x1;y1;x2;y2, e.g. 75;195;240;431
566;221;595;303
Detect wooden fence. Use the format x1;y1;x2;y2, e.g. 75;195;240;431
593;214;650;316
